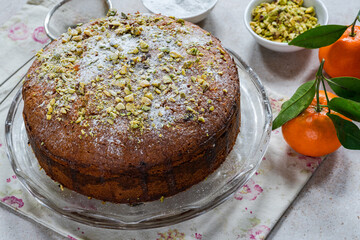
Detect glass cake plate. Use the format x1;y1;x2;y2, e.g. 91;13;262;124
5;49;272;229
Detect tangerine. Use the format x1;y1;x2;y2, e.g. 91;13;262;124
318;26;360;79
282;91;349;157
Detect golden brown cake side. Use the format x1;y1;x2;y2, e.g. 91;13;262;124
23;12;240;203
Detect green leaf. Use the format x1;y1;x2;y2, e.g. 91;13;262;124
328;97;360;122
327;77;360;102
357;10;360;21
327;113;360;150
272;80;316;130
288;25;348;48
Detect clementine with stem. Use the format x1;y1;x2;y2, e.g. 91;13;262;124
282;90;349;157
319;25;360;79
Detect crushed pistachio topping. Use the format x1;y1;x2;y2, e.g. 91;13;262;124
32;12;232;136
250;0;318;43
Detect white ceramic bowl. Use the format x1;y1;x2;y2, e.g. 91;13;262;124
244;0;329;52
142;0;218;23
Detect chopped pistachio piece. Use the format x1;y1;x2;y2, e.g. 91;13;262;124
109;52;118;61
130;120;140;129
120;65;127;74
124;87;131;95
115;103;126;110
128;47;139;54
50;98;56;106
145;92;154;100
103;90;112;97
183;61;193;69
142;106;151;111
106;106;113;113
126;103;135;111
163;75;172;83
186;106;195;113
198;116;205;123
186;47;199;56
152;80;160;87
169;51;183;58
139;39;149;52
72;35;83;41
139;80;150;87
141;96;152;105
75;116;83;123
124;94;134;102
157;52;164;58
216;46;225;55
60;108;67;114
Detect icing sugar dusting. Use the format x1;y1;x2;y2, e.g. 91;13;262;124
30;13;232;136
143;0;217;18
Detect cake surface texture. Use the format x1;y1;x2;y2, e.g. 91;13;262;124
22;12;240;203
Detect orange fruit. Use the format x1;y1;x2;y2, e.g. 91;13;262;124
282;91;349;157
318;26;360;79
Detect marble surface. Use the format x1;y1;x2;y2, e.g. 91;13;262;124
0;0;359;239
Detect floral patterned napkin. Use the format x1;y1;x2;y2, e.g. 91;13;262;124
0;1;324;239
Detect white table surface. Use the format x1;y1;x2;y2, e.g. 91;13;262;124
0;0;359;239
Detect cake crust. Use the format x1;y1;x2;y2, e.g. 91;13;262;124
23;12;240;203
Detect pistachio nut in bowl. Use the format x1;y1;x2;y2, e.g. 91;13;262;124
244;0;328;52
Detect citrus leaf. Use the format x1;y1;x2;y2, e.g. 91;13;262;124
288;25;348;48
327;113;360;150
328;77;360;102
272;80;316;130
357;10;360;21
328;97;360;122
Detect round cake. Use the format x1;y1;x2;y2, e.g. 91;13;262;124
23;11;240;203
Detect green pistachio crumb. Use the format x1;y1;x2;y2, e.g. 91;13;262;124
139;80;150;87
186;47;200;56
124;94;134;102
163;75;172;83
217;46;225;55
139;39;149;52
115;103;125;110
169;51;183;58
145;92;154;100
128;48;139;54
141;96;152;105
198;116;205;123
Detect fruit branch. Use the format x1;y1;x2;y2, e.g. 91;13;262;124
350;13;359;37
352;9;360;37
315;59;325;112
